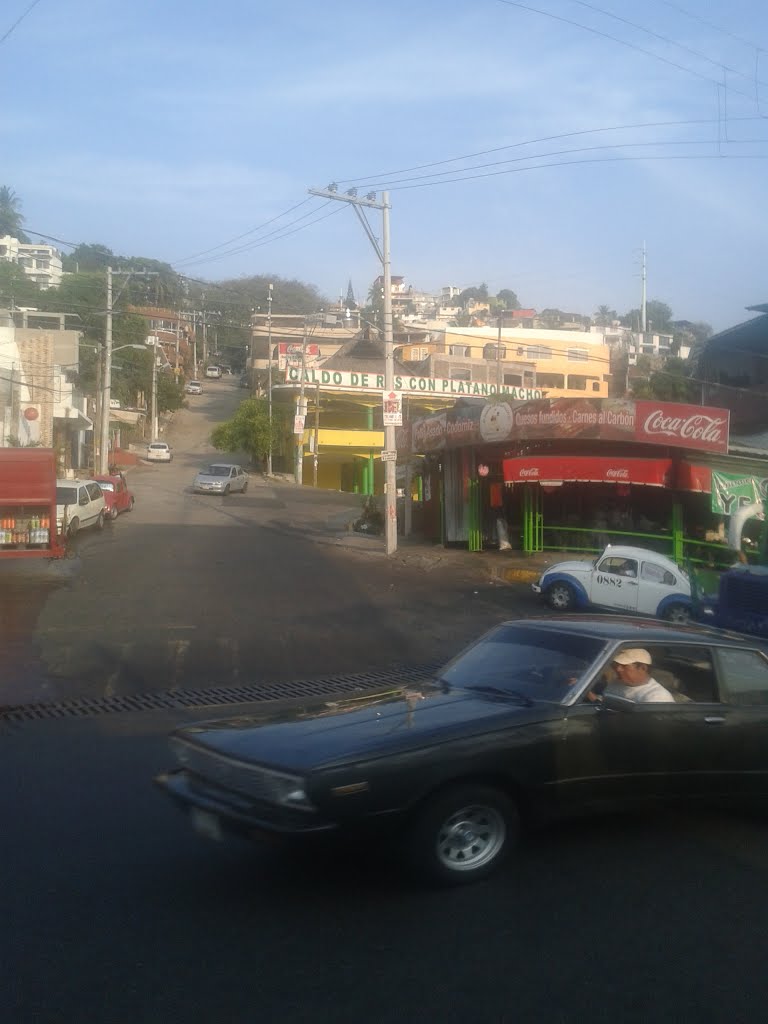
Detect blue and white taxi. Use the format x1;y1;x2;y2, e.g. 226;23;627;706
532;545;693;622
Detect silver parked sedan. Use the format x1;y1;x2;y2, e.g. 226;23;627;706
193;463;249;495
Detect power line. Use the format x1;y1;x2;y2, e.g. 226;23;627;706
335;115;766;186
0;0;44;47
383;151;768;191
349;137;768;190
171;197;314;267
653;0;766;53
495;0;762;102
568;0;768;89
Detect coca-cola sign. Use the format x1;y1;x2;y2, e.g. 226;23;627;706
635;401;729;453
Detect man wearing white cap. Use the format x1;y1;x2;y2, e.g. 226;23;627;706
604;649;675;703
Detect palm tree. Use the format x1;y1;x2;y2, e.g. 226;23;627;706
594;304;616;327
0;186;29;240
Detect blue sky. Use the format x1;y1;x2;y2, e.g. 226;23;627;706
2;0;767;329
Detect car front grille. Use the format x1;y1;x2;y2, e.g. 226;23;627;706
177;742;294;803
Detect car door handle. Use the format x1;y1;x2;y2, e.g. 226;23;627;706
704;716;725;725
625;580;638;585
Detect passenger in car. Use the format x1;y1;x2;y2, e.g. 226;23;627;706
605;649;675;703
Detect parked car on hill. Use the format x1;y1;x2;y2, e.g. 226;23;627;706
532;545;693;623
55;479;106;537
155;616;768;887
185;380;203;395
92;473;135;520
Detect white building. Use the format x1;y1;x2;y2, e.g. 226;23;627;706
0;235;64;290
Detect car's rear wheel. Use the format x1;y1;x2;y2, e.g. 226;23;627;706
663;603;691;624
223;485;230;496
242;481;248;493
405;783;518;886
128;497;135;511
67;517;80;538
546;581;576;612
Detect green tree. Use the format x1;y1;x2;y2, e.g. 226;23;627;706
456;283;489;307
630;357;696;401
622;299;673;332
495;288;520;310
0;261;39;307
594;304;617;326
210;398;281;465
0;186;29;240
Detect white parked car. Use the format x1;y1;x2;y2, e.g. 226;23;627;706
532;545;693;623
205;366;222;379
185;380;203;395
55;479;106;538
193;463;249;495
146;442;173;463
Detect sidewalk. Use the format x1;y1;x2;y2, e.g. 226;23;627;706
262;477;575;584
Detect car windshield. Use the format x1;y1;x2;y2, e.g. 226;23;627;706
97;481;115;492
149;444;166;450
56;487;77;504
438;625;605;704
204;466;230;476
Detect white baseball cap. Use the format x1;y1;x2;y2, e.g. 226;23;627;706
613;648;652;666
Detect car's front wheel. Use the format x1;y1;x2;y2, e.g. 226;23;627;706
223;485;230;496
546;581;576;612
663;602;691;624
96;511;105;531
405;784;518;886
109;506;119;521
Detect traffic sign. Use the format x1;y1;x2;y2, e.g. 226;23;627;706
381;450;397;462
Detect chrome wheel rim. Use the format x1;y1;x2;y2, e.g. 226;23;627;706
435;804;506;872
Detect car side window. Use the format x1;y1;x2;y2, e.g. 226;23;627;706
650;646;720;703
86;483;102;501
714;648;768;707
78;487;89;506
641;562;676;586
597;556;638;578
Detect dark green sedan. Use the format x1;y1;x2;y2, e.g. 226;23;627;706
155;618;768;886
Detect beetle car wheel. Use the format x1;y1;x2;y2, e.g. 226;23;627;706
547;581;576;612
67;517;80;538
128;497;135;511
664;603;691;624
407;784;518;886
109;507;118;521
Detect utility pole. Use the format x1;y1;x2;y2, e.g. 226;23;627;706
496;313;503;389
99;267;159;474
313;381;320;487
294;319;309;485
151;336;159;440
308;185;397;555
266;283;274;476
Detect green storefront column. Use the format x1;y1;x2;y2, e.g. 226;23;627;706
672;501;684;563
467;477;482;552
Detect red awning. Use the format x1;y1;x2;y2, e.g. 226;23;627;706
503;455;674;486
675;462;712;493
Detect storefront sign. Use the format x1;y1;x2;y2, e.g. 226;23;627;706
409;397;731;454
634;401;729;454
503;456;674;487
711;471;768;513
278;343;321;371
284;365;544;399
382;390;402;426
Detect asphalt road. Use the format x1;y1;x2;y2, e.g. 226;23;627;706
3;380;768;1023
1;377;527;706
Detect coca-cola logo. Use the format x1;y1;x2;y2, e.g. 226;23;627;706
606;468;629;479
642;410;727;444
518;467;539;478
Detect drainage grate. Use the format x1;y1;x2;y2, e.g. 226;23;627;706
0;663;441;725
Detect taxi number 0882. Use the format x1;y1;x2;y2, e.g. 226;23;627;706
595;574;622;587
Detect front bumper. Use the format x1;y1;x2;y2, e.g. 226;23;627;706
155;768;337;841
531;582;542;594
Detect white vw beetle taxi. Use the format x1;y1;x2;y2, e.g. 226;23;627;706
532;545;693;623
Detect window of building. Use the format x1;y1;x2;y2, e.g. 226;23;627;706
592;381;601;392
523;372;535;386
449;344;470;357
526;346;552;359
566;375;587;390
449;367;471;381
483;343;506;360
567;348;589;361
537;372;565;388
503;373;522;386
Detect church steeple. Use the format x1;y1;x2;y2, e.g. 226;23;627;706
345;279;357;309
